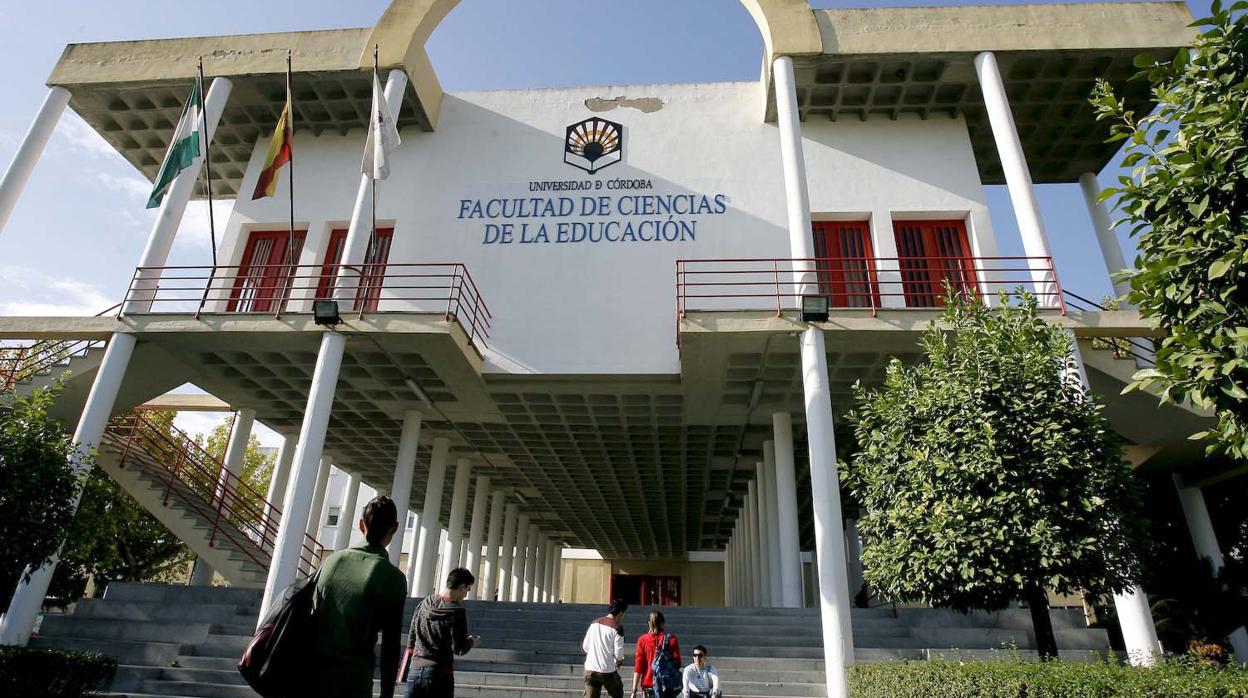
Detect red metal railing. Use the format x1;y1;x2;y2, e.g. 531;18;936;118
103;409;324;577
676;256;1065;320
0;304;122;394
122;263;493;348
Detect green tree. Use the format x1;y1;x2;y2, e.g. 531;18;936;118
198;415;275;527
0;384;82;603
49;410;191;601
1090;5;1248;458
844;293;1147;659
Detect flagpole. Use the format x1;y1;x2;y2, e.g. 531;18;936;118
286;50;296;297
199;58;218;267
367;45;380;298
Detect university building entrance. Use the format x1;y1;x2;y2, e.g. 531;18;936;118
611;574;682;607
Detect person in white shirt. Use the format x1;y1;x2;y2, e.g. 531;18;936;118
681;645;721;698
582;599;629;698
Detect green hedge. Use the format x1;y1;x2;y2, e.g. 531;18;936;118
848;658;1248;698
0;646;116;698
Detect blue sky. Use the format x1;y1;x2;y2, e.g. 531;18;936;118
0;1;1211;439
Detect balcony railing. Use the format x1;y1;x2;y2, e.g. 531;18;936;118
675;256;1064;330
122;263;492;348
0;304;122;394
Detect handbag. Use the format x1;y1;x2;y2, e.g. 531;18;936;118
238;573;319;697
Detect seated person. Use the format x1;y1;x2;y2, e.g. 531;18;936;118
681;645;721;697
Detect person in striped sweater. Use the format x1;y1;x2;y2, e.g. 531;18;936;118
681;645;721;698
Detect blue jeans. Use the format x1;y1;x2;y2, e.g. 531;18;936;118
404;666;454;698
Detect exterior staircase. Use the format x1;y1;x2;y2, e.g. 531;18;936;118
94;411;325;589
0;338;106;397
33;583;1112;698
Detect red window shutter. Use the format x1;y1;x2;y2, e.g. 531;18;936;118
317;228;394;311
228;229;306;312
812;221;878;308
892;220;977;307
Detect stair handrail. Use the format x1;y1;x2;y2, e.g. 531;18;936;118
0;305;121;393
104;410;325;578
1061;291;1157;366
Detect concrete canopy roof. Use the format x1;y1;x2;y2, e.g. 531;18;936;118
47;27;441;198
783;2;1196;184
48;2;1193;193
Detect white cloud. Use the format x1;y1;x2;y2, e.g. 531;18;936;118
54;114;117;159
177;200;235;252
95;171;150;199
172;411;231;441
0;128;17;149
0;265;116;316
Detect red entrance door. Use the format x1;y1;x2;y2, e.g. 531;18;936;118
610;574;682;607
812;221;879;308
315;227;394;311
892;219;978;307
228;229;306;313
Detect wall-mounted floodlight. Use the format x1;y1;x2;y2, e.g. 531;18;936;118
800;295;830;322
313;300;342;326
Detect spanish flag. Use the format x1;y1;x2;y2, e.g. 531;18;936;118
252;83;293;200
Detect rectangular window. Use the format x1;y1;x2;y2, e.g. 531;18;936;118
812;220;879;308
227;229;307;313
315;227;394;311
892;219;977;308
326;505;341;527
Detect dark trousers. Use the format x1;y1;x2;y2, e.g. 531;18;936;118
583;670;623;698
404;666;454;698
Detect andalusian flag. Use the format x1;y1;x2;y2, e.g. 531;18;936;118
252;83;293;199
146;80;202;209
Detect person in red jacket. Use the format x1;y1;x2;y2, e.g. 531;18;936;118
630;610;681;698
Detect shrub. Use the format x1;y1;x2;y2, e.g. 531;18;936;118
0;646;116;698
848;657;1248;698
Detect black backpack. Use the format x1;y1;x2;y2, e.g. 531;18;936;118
238;573;318;697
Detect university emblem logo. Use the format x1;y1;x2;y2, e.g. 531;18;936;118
564;117;623;174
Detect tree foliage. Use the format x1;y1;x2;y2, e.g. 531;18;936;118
843;294;1147;616
50;410;190;601
0;384;82;602
197;415;275;518
1091;5;1248;458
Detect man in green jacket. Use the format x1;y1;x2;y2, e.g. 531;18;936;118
309;495;408;698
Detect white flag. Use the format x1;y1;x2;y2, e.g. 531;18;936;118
362;72;401;180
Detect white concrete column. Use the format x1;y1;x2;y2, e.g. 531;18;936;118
1175;480;1248;662
126;77;234;313
334;70;408;302
1114;587;1163;665
745;480;762;606
480;490;506;600
465;475;491;583
776;54;854;697
442;459;473;579
333;472;362;551
1078;172;1133;301
0;86;71;236
542;536;557;602
189;558;214;587
510;514;531;601
262;436;296;540
215;408;254;505
386;411;422;566
763;443;784;607
754;463;776;606
772;413;803;608
974;52;1056;304
304;458;332;540
0;333;136;645
799;328;856;684
405;511;421;588
258;331;344;625
496;503;520;601
413;437;450;597
551;545;564;603
522;524;541;602
845;519;864;602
